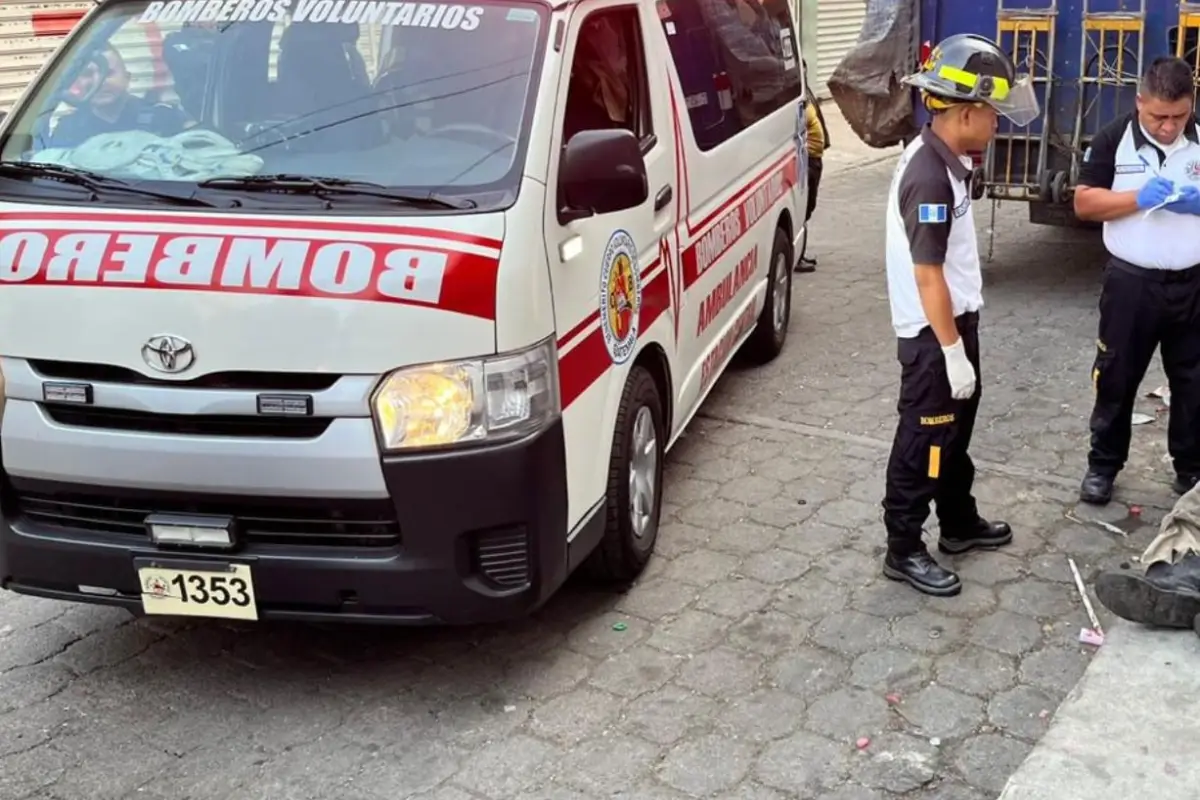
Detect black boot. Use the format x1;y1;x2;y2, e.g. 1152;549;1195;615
883;547;962;596
937;518;1013;555
1173;473;1200;495
1094;555;1200;628
1080;470;1115;505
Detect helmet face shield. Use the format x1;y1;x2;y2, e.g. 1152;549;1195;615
987;74;1040;126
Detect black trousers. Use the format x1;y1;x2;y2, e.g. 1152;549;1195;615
805;156;822;222
883;312;982;555
1088;258;1200;478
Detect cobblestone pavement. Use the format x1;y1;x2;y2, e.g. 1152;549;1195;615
1;160;1179;800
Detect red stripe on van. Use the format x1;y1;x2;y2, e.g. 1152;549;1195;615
31;10;85;36
559;263;670;408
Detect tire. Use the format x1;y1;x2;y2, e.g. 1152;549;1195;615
742;225;792;364
584;365;665;583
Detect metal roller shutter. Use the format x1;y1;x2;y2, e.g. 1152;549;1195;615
815;0;865;99
0;0;90;111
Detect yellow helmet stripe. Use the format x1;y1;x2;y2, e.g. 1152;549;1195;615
934;64;1012;100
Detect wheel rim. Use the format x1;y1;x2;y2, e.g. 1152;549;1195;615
628;405;658;539
772;249;790;334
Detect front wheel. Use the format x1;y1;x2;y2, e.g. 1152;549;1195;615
585;365;665;583
742;225;793;364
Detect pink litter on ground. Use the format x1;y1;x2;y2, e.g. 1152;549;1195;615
885;693;901;705
1079;627;1105;646
856;737;870;750
1130;505;1143;516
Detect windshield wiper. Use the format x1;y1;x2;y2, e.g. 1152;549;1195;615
197;174;476;210
0;161;219;207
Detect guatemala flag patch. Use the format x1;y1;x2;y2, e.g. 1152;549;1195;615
917;203;948;224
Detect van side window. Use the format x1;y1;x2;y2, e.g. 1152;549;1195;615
657;0;803;151
562;9;654;148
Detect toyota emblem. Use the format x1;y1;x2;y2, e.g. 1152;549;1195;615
142;335;195;374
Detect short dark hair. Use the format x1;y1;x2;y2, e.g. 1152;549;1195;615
1140;57;1195;103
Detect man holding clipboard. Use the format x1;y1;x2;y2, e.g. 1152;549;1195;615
1073;56;1200;506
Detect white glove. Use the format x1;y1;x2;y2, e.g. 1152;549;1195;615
941;339;977;400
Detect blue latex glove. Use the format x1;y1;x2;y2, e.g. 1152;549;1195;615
1137;176;1177;209
1167;184;1200;215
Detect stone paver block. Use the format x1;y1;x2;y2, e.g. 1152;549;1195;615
1018;646;1094;694
646;610;731;655
811;610;892;657
897;685;986;740
770;646;850;698
677;646;765;697
718;687;807;743
852;732;942;793
849;648;932;693
935;646;1018;698
755;731;851;795
728;610;812;657
968;610;1044;656
657;732;755;796
588;646;681;698
892;611;966;655
951;733;1032;795
805;687;892;742
987;684;1057;741
615;685;715;751
695;578;776;619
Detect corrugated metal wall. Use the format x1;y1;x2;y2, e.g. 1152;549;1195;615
0;0;90;111
815;0;865;98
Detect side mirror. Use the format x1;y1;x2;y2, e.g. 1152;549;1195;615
558;128;648;224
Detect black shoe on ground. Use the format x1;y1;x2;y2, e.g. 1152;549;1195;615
1094;560;1200;628
1173;473;1200;495
1079;470;1114;505
937;518;1013;555
794;257;816;274
883;549;962;596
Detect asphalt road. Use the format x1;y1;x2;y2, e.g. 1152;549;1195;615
1;158;1181;800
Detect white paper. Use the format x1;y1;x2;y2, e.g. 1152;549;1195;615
1142;190;1185;218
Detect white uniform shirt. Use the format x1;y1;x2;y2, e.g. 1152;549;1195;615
1080;113;1200;270
884;126;984;338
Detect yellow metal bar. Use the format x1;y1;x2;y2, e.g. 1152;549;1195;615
998;18;1052;33
1083;17;1143;32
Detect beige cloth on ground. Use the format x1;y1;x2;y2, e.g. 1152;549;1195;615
1142;480;1200;565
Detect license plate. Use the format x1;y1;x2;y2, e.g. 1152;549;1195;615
137;562;258;621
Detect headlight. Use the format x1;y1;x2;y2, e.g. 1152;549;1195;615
371;337;560;451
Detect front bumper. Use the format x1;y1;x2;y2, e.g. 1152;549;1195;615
0;419;575;625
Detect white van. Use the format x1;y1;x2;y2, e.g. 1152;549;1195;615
0;0;808;624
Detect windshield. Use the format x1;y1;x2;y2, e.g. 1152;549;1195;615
0;0;548;211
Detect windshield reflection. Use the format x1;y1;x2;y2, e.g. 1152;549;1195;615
0;0;547;209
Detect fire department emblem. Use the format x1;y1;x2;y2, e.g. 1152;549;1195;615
144;575;169;597
600;229;642;365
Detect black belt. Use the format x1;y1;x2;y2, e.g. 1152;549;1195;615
1110;257;1200;283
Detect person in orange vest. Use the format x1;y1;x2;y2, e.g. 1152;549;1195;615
796;60;829;274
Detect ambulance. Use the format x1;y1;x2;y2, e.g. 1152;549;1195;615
0;0;808;624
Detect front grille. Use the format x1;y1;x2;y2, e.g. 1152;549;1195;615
12;488;401;548
29;359;340;391
43;404;331;439
471;527;531;588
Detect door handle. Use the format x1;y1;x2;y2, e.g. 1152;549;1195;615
654;185;673;211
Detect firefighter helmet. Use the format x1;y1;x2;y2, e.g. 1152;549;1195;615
903;33;1041;126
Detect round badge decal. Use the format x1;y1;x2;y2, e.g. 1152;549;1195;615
600;230;642;365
